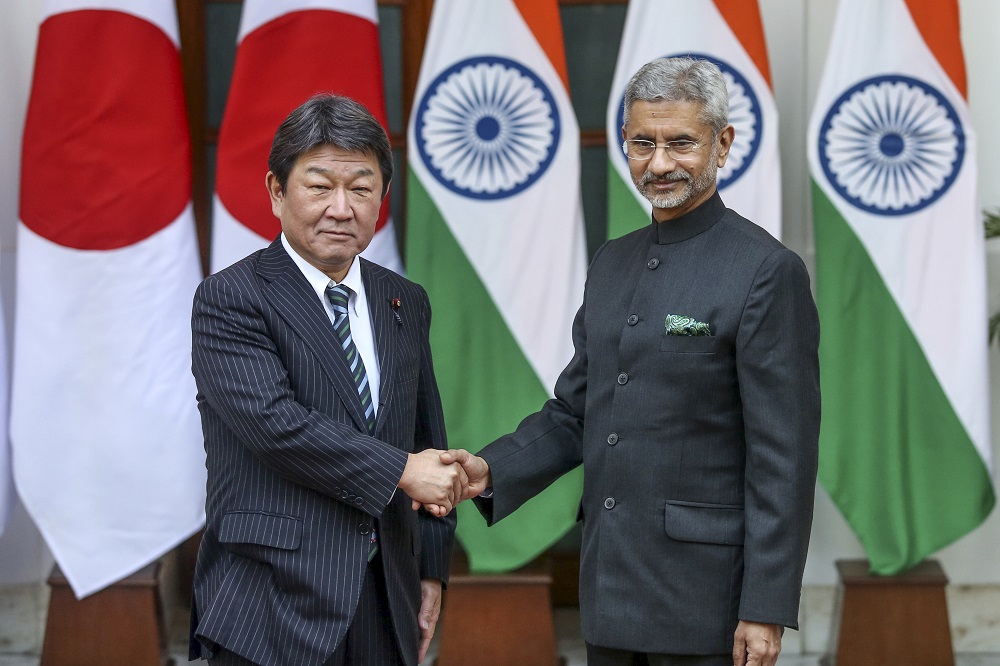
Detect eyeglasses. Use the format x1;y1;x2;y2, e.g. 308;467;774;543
621;139;702;161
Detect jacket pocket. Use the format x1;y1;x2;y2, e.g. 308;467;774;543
218;511;303;550
664;501;744;545
658;334;720;353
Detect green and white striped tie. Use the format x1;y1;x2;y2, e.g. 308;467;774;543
326;282;379;561
325;283;375;433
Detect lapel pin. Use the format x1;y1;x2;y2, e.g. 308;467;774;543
391;298;402;325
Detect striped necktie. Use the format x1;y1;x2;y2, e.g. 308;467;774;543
325;282;379;562
325;283;376;434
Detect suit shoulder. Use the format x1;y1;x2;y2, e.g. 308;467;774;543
197;250;265;297
361;259;428;298
590;224;654;267
717;208;784;251
717;209;808;268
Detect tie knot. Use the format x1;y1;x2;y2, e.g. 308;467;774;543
326;282;352;310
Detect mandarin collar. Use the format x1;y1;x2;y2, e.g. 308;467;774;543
653;190;726;245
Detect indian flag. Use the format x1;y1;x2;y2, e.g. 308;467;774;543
808;0;994;575
406;0;587;572
12;0;204;596
606;0;780;240
210;0;402;275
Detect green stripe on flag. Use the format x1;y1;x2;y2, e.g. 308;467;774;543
406;172;583;572
813;182;995;575
607;159;648;240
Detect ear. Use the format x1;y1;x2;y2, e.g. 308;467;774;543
621;124;628;142
716;125;735;168
265;171;283;218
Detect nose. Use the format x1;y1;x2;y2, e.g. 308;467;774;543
324;189;353;220
646;146;679;174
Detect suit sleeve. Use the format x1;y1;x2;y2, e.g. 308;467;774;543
474;294;588;525
735;248;820;629
412;286;456;583
192;274;409;518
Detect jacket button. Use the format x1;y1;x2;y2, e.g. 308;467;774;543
604;497;616;510
617;372;628;385
354;497;364;506
358;524;371;535
627;314;639;325
607;432;619;446
647;258;659;269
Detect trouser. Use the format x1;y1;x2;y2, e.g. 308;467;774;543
586;642;732;666
209;553;404;666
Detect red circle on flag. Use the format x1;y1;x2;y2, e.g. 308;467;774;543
215;11;391;240
20;10;191;250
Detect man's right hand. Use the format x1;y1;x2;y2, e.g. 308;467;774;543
398;449;469;517
439;449;491;501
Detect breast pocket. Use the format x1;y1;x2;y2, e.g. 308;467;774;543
659;334;721;354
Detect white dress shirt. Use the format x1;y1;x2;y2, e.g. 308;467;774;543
281;233;380;416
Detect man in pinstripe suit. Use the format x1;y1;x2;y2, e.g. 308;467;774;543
189;94;462;666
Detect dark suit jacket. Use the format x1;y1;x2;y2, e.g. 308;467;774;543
189;239;454;666
476;192;820;655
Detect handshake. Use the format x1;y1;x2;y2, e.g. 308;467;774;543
397;449;492;517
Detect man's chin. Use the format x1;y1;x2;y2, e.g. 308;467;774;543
647;194;689;210
640;183;690;210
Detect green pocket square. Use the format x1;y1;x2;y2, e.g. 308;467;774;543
665;314;712;336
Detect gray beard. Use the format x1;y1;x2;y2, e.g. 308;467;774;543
636;150;719;210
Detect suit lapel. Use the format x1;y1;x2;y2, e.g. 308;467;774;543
256;240;370;433
362;260;397;437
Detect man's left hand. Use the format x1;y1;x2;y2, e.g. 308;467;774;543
418;579;443;663
732;620;781;666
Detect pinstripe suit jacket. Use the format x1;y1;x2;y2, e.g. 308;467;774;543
476;192;820;655
189;239;454;666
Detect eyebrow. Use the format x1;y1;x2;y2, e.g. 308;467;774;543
629;132;700;142
305;166;377;179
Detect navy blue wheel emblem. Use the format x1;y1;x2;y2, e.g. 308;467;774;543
616;53;762;190
818;74;965;216
415;56;560;200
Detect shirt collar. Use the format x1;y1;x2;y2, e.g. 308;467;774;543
280;233;366;312
653;190;726;245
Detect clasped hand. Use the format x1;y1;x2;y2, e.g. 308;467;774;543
397;449;491;516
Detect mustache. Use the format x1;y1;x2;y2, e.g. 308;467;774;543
640;171;690;186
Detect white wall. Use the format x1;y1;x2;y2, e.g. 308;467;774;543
0;0;51;585
759;0;1000;585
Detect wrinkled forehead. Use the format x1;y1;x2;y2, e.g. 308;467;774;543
624;99;713;136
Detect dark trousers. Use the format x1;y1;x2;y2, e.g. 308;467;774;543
586;643;732;666
209;554;404;666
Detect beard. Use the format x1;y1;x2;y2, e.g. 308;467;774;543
635;147;719;210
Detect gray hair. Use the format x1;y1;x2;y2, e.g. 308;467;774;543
268;94;393;196
623;57;729;133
